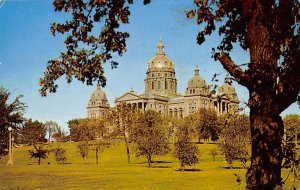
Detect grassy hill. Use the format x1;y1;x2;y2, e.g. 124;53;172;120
0;141;298;190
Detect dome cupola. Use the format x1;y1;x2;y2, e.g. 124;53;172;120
87;83;109;118
144;38;178;97
188;66;206;88
218;75;239;102
147;39;174;70
186;66;208;96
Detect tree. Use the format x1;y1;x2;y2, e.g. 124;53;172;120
52;125;67;142
174;124;199;171
282;114;300;184
132;110;169;167
219;114;250;168
54;146;67;164
0;87;26;158
28;144;48;165
208;148;218;162
192;1;300;188
20;119;46;145
195;108;220;142
44;121;58;144
45;1;300;188
106;103;139;164
68;117;108;142
283;114;300;143
94;139;110;164
77;142;89;160
39;0;151;96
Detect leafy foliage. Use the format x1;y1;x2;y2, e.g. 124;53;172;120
106;102;140;163
54;146;67;164
282;114;300;185
94;139;110;164
20;119;46;145
39;0;151;96
68;118;107;141
28;144;48;165
219;114;250;168
132;110;169;167
195;108;220;142
174;124;199;171
208;148;218;162
77;142;89;160
52;125;67;142
0;87;26;158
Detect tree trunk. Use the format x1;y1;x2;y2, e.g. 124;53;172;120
96;148;99;164
38;157;41;165
124;136;130;164
147;155;152;168
246;110;284;190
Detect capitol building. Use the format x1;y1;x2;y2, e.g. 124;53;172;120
87;39;239;118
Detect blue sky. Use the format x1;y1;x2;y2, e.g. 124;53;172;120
0;0;298;131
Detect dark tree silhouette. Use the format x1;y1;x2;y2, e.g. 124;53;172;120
191;1;300;189
39;0;150;96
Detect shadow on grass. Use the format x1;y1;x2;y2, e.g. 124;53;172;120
151;166;171;168
136;160;172;164
175;168;202;172
222;166;244;169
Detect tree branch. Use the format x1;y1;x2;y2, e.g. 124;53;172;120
218;53;250;87
275;61;300;114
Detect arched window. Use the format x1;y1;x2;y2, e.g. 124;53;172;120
158;81;161;89
165;81;168;89
152;81;154;90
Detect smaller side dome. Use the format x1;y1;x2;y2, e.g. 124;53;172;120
218;75;239;102
88;83;109;108
91;83;107;100
187;66;206;88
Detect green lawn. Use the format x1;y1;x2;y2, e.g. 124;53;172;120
0;141;299;190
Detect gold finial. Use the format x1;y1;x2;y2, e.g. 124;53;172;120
194;66;199;76
157;37;165;55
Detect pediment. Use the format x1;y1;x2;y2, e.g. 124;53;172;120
116;92;143;102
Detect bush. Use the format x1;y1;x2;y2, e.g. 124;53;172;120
55;147;67;164
208;148;218;162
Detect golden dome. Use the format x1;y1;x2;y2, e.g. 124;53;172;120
147;39;174;70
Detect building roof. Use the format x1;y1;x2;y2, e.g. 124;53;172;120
218;75;239;102
187;66;206;88
147;39;174;70
90;83;107;101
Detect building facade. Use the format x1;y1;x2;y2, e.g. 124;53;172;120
87;39;239;118
114;39;239;117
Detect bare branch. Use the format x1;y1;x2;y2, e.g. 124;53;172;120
218;53;249;87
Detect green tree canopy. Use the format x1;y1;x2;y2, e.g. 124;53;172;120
20;119;47;145
132;110;169;167
0;87;26;157
174;124;199;171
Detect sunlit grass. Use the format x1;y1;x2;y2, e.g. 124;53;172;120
0;141;298;190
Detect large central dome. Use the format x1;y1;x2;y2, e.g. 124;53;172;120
144;39;177;97
147;39;174;70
